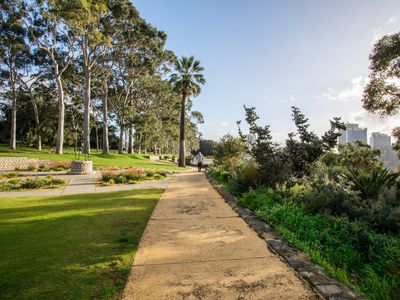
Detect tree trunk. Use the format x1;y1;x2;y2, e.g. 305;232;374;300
10;79;17;151
95;125;99;153
55;73;65;154
83;66;91;154
137;130;141;154
118;119;124;154
178;93;187;167
102;80;109;154
29;91;41;151
128;126;134;154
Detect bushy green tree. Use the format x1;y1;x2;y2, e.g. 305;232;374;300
241;106;291;186
286;106;345;177
213;135;246;171
363;32;400;154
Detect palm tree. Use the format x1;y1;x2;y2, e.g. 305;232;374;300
169;56;205;167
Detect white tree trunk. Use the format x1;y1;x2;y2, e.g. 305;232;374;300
55;74;64;154
83;67;91;154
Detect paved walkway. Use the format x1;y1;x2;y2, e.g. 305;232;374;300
0;173;171;198
123;170;316;299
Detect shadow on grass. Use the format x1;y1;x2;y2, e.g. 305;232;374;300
0;189;161;300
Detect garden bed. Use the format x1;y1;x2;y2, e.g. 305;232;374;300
100;168;171;185
208;170;400;300
0;175;67;191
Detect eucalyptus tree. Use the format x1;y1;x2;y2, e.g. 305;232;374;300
25;1;78;154
0;0;29;150
169;56;206;167
19;72;45;150
362;32;400;152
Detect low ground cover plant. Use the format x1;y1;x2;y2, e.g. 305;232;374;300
0;176;66;191
101;168;169;185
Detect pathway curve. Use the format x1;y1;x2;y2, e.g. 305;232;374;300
123;170;317;299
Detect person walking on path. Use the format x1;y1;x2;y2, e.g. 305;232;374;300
195;151;204;172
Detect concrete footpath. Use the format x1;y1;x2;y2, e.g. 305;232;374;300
123;170;317;299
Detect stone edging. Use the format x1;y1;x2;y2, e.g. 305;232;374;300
206;173;364;300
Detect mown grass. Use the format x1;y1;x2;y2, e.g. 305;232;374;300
0;144;183;170
0;189;162;299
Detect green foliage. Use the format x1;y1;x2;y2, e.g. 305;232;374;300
241;106;292;186
362;32;400;155
239;106;344;186
345;168;400;200
286;106;345;177
321;142;384;172
232;160;262;193
239;186;400;300
199;139;216;156
100;168;168;184
0;176;65;191
363;33;400;117
213;134;246;171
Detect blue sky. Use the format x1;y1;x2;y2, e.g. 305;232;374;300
134;0;400;142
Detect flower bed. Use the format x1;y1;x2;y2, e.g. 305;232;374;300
0;176;66;191
100;168;169;185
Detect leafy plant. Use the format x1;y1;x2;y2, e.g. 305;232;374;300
345;168;400;200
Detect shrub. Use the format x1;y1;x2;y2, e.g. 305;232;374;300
156;170;167;177
344;168;400;200
5;172;20;178
125;169;145;181
239;187;400;300
20;178;43;189
101;172;115;183
100;168;165;185
213;134;246;171
146;170;155;177
232;161;262;192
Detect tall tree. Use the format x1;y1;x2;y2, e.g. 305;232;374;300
169;56;205;167
25;1;78;154
363;32;400;151
0;0;28;150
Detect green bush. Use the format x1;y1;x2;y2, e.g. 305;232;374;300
345;168;400;200
213;135;246;171
153;174;163;180
20;178;43;189
232;161;262;192
239;187;400;300
100;168;166;185
101;172;114;183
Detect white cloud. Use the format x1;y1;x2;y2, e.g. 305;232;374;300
371;15;400;43
348;110;400;136
280;95;296;103
317;76;369;102
198;120;232;141
263;95;296;103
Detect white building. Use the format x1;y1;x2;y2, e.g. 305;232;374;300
338;123;367;145
370;132;399;170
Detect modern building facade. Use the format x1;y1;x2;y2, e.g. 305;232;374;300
370;132;399;170
338;124;399;170
338;123;367;145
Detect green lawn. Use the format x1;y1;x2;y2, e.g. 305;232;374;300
0;189;162;299
0;144;183;170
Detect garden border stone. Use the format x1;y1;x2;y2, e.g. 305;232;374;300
206;173;364;300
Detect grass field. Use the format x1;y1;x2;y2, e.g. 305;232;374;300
0;144;183;170
0;189;162;299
